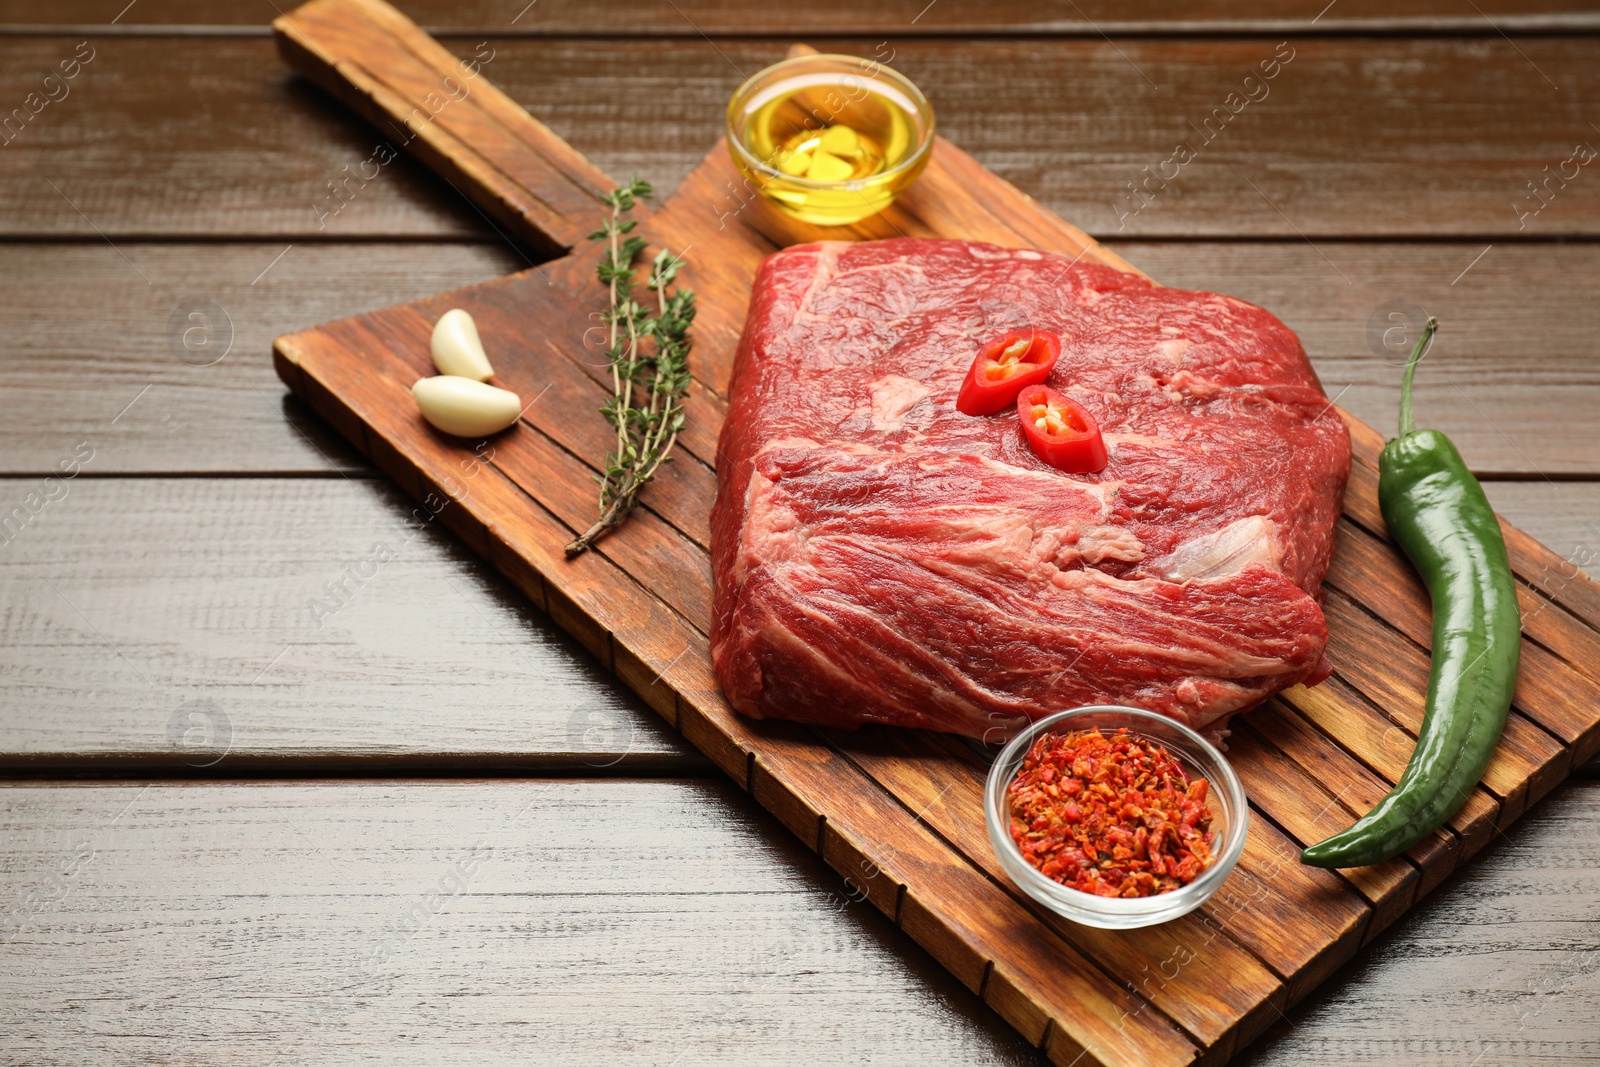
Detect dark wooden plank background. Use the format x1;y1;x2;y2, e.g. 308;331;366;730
6;0;1600;32
1;3;1596;1064
5;37;1599;240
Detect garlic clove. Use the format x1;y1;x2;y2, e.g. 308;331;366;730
818;123;859;157
430;308;494;381
412;375;521;438
778;150;812;177
805;149;854;183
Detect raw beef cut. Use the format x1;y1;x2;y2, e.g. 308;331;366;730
710;238;1350;742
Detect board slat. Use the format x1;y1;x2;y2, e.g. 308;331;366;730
1320;591;1572;821
1222;728;1418;934
1275;677;1502;862
1247;700;1460;898
1328;517;1600;760
849;730;1366;992
828;728;1287;1056
265;3;1600;1062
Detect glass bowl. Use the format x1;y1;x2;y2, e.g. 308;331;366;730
725;53;935;225
984;705;1249;930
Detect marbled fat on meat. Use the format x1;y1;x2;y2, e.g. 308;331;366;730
710;239;1350;741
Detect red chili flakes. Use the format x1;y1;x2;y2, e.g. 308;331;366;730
1007;728;1216;898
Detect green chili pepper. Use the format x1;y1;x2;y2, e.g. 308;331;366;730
1301;318;1520;868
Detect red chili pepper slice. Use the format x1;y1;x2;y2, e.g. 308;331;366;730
1017;385;1108;473
955;329;1062;416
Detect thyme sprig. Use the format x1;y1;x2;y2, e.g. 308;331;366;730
565;179;695;557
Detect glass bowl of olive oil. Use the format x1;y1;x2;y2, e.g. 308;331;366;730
726;53;935;226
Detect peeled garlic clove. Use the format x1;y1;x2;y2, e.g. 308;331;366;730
818;123;859;157
778;150;812;177
430;308;494;381
806;149;853;182
412;375;521;438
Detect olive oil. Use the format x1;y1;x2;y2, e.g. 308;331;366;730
727;56;933;226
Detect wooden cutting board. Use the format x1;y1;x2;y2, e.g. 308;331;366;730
270;2;1600;1063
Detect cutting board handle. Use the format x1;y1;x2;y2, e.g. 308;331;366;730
273;0;613;257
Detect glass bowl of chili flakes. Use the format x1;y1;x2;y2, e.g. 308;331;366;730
984;705;1249;930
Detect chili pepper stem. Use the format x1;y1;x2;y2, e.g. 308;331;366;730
1396;316;1439;438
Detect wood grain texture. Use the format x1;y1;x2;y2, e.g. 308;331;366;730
829;725;1347;1054
9;241;1600;477
6;36;1600;238
1338;447;1600;642
273;0;612;257
1326;518;1600;761
1243;696;1472;896
0;477;700;771
1233;780;1600;1067
0;778;1595;1067
1272;676;1502;861
3;476;1592;778
0;779;1044;1066
7;0;1599;33
0;37;486;238
0;243;522;475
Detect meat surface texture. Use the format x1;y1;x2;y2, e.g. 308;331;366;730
710;238;1350;742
